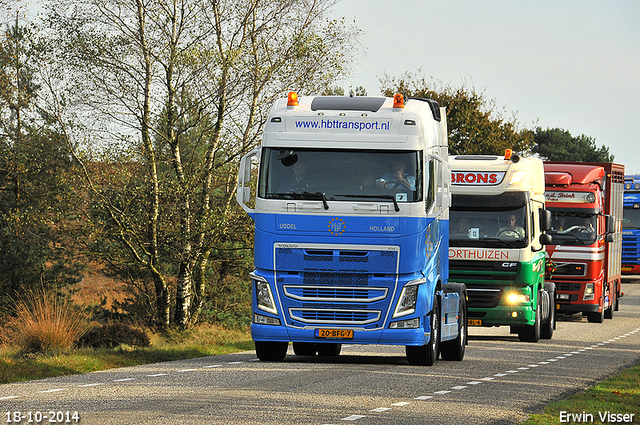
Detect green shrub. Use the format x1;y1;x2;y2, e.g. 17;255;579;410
78;323;150;348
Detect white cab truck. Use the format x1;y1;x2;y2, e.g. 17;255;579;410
448;151;555;342
237;92;467;365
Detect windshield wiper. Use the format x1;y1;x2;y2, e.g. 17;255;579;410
335;194;400;212
268;191;329;210
304;192;329;210
479;237;518;249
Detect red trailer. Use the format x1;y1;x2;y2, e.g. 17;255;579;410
544;162;625;322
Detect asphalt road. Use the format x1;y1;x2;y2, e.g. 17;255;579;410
2;279;640;425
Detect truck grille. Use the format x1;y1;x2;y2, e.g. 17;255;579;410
466;286;503;309
554;282;582;292
553;263;586;276
283;286;388;302
449;260;518;309
275;245;398;328
289;308;381;325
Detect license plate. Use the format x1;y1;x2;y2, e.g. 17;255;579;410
315;329;354;339
622;266;632;271
468;319;483;326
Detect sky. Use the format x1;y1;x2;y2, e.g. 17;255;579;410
330;0;640;172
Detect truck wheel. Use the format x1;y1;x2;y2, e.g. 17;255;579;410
440;292;467;361
541;301;555;339
255;341;288;361
605;292;614;319
317;343;341;357
406;295;439;366
605;285;616;319
293;342;317;356
587;294;605;323
519;302;541;342
541;287;555;340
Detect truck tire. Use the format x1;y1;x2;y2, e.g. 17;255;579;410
317;343;341;357
255;341;288;361
440;290;467;361
587;294;605;323
541;285;555;340
406;295;439;366
605;285;615;319
519;301;541;342
293;342;317;356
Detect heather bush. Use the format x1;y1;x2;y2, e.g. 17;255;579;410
78;322;150;348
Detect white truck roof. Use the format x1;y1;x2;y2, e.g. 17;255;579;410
449;154;545;198
262;93;447;152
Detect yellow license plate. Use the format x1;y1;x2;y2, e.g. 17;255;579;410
468;319;483;326
315;329;354;339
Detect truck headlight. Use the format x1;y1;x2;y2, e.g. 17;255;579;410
583;282;595;300
507;292;530;304
392;278;426;318
251;272;277;314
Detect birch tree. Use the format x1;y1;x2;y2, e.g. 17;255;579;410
45;0;358;328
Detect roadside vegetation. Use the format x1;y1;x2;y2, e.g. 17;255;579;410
0;323;252;384
522;362;640;424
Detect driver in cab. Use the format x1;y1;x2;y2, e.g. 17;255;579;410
497;213;525;239
377;159;416;190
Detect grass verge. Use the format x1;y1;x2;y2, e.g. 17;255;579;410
0;324;252;384
522;362;640;424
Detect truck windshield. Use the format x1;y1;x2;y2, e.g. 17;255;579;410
450;192;529;248
547;210;597;245
258;148;422;203
623;207;640;230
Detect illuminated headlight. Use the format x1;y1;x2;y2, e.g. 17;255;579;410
389;318;420;329
253;313;281;326
625;183;632;190
507;293;530;304
392;278;426;318
583;282;595;300
509;169;525;185
251;272;277;314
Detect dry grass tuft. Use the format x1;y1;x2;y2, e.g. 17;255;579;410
5;287;91;354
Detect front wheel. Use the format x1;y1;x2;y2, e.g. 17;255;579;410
406;295;439;366
255;341;288;361
605;286;615;319
519;302;541;342
587;294;605;323
541;287;555;340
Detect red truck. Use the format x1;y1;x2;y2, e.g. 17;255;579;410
544;162;625;322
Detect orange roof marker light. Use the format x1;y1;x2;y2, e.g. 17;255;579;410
504;149;513;160
287;91;299;108
393;93;405;109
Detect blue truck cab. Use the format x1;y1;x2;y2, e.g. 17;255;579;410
236;93;467;365
622;175;640;274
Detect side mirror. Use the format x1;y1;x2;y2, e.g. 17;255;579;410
236;148;260;214
539;209;552;232
539;234;553;245
605;214;615;234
